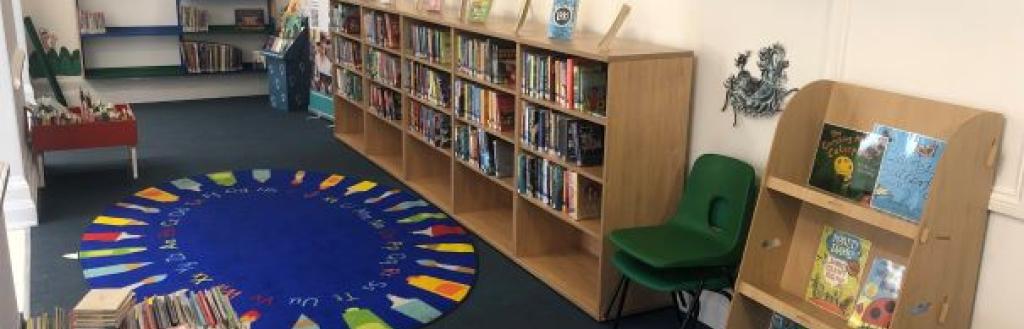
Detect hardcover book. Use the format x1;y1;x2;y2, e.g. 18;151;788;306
805;226;872;317
869;124;946;222
809;123;867;200
848;257;906;329
850;133;889;205
548;0;579;40
466;0;493;23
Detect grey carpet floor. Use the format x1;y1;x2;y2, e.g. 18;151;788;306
29;96;682;328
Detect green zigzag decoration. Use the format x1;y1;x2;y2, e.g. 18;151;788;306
29;46;81;77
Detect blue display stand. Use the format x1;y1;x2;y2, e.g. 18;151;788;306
263;28;311;112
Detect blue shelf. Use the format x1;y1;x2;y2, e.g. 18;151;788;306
81;26;182;39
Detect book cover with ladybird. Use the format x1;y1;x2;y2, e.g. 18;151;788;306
809;124;868;200
805;226;872;317
848;257;906;329
869;124;946;223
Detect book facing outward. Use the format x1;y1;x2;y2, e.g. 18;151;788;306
849;133;889;205
466;0;493;23
848;257;906;329
548;0;579;40
72;288;135;329
869;124;946;223
805;226;872;318
768;312;807;329
809;123;867;201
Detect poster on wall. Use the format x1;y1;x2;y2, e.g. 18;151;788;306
305;0;335;119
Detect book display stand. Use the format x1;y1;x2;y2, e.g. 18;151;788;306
264;27;312;112
329;0;693;320
727;80;1004;329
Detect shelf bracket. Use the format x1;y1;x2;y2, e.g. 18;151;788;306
598;4;631;52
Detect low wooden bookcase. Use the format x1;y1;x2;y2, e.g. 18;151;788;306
727;81;1004;329
329;0;693;319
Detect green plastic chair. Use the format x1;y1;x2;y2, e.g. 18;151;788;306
605;154;757;328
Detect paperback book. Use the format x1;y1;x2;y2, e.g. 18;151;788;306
869;124;946;222
848;257;906;329
548;0;579;40
466;0;493;23
809;123;867;200
850;133;889;205
805;226;872;317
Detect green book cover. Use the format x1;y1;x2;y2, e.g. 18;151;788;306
467;0;493;23
809;123;867;200
850;133;889;205
806;226;872;317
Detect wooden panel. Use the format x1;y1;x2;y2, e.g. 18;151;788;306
765;177;920;239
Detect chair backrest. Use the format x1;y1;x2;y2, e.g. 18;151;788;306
668;154;757;261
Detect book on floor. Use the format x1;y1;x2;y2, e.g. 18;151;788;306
805;226;871;317
869;124;946;223
848;257;905;329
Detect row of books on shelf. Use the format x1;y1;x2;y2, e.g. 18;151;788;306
521;103;605;166
522;51;608;117
366;48;401;88
455;34;516;86
79;10;107;35
410;102;452;148
455;125;514;178
370;85;402;121
364;11;400;49
809;123;946;223
517;153;601;220
333;36;363;68
330;3;361;35
409;23;452;65
180;6;210;33
335;67;364;101
409;63;451;108
453;79;514;132
802;225;905;329
181;41;244;74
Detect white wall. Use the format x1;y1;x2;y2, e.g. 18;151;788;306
487;0;1023;327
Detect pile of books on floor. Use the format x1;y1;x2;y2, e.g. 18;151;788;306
124;288;243;329
181;41;243;74
78;10;106;35
180;6;210;32
72;288;135;329
24;307;70;329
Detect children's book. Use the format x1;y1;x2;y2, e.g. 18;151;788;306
869;124;946;222
548;0;579;40
809;123;867;200
848;257;906;329
849;133;889;205
805;226;872;317
466;0;493;23
769;312;807;329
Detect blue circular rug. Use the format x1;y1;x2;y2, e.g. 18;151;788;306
78;169;478;329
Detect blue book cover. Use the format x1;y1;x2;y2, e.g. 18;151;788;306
869;124;946;222
548;0;579;40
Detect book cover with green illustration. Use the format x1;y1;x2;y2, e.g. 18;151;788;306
805;226;872;317
809;124;867;200
850;133;889;205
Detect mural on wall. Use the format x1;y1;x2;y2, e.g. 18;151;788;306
28;28;82;77
721;43;797;126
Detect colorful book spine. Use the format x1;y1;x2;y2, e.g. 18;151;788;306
334;66;364;101
410;23;451;64
408;62;451;107
369;85;402;121
366;48;401;88
410;102;451;148
455;34;516;85
453;79;514;132
363;11;400;49
521;51;607;116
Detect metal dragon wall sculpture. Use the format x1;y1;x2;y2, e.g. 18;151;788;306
721;43;798;126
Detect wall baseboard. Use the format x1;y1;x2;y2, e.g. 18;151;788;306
3;174;36;230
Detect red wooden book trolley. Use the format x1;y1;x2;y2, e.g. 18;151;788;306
29;104;139;185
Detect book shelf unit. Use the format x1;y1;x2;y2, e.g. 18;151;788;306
76;0;273;79
727;81;1004;329
329;0;693;319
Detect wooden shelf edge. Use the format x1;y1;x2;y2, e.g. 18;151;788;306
366;108;403;130
407;91;452;114
454;71;517;95
365;40;403;57
521;95;608;126
515;253;601;315
736;281;844;329
334;62;364;76
367;77;403;94
764;177;920;239
519;144;604;183
455;157;515;191
405;52;453;73
518;193;601;238
332;30;362;43
453;115;515;143
407;131;453;157
455;209;514;254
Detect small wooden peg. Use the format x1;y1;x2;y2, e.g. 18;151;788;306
598;4;631;52
514;0;532;35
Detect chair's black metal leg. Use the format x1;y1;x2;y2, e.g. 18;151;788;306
613;279;631;329
680;281;705;329
670;291;684;324
604;276;626;320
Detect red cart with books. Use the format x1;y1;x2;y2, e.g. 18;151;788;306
29;103;139;185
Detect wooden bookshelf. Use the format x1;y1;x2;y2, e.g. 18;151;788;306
330;0;693;319
727;81;1004;329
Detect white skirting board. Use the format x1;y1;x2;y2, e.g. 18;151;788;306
3;174;36;230
52;74;269;104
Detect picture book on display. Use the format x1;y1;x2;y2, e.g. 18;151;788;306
850;132;889;205
809;123;867;200
466;0;493;23
805;226;872;317
848;257;906;329
548;0;579;40
869;124;946;223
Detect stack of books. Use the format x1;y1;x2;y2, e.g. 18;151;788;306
72;288;135;329
180;6;210;33
78;10;106;35
181;41;243;74
124;288;243;329
25;307;70;329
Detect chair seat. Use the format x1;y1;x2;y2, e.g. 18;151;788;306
609;225;735;269
612;251;732;292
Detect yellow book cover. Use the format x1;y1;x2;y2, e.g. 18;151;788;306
805;226;872;317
